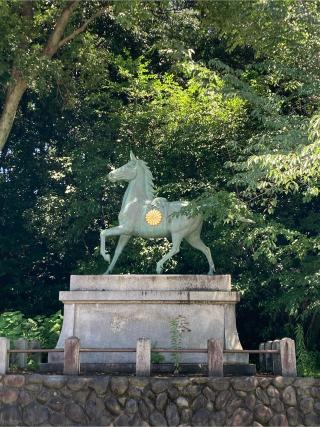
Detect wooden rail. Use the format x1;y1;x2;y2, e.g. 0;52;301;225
8;349;64;353
0;336;296;377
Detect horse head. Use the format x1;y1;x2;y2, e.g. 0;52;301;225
108;151;138;183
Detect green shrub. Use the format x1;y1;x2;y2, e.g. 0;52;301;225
0;310;62;348
295;324;320;377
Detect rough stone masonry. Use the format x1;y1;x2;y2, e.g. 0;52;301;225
0;374;319;426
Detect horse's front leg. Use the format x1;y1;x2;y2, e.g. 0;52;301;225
105;234;131;274
100;225;132;272
100;230;111;263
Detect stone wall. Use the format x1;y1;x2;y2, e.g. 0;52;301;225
0;374;319;426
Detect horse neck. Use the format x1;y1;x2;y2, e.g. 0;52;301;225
121;168;152;210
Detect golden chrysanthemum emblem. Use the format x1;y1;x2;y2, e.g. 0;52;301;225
145;209;163;226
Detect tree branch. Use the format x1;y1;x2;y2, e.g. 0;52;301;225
0;1;109;151
58;6;110;49
21;1;34;19
43;0;79;58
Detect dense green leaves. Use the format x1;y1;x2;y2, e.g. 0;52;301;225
0;311;62;348
0;0;319;366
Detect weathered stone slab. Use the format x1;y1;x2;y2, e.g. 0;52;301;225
50;275;248;366
59;289;239;303
70;274;231;291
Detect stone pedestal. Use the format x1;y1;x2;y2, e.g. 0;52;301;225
49;275;248;366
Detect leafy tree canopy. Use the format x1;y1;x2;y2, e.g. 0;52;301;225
0;0;319;356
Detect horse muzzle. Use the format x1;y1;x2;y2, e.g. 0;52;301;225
108;171;118;182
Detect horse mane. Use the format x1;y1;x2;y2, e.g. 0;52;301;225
137;160;155;200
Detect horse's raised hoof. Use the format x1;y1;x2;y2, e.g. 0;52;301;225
102;253;111;263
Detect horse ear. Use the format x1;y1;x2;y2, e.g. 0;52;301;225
130;151;137;161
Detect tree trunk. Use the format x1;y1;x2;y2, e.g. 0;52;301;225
0;76;28;151
0;0;107;151
0;1;79;151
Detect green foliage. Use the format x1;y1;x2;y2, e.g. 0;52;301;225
0;0;319;363
169;315;191;371
0;311;62;348
295;324;320;377
151;342;165;364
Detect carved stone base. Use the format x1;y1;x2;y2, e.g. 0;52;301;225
49;275;248;365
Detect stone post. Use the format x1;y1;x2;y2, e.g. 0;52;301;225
280;337;297;377
136;338;151;377
0;337;10;374
207;339;223;377
64;336;80;375
14;338;28;368
259;342;265;372
272;339;281;375
265;340;273;372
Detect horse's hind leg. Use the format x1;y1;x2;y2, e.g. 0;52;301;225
156;234;183;274
185;230;215;275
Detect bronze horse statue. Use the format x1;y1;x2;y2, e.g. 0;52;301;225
100;152;215;274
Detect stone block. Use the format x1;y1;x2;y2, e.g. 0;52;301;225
113;414;130;426
22;402;49;426
209;378;230;391
85;396;106;420
192;408;210;426
89;376;110;395
151;380;169;394
110;377;128;395
232;376;258;391
70;274;231;291
65;402;86;424
299;397;314;414
270;397;285;413
287;406;303;426
166;403;179;426
269;413;289;426
49;274;249;367
67;376;90;391
3;374;25;388
256;386;270;405
125;398;138;415
18;389;33;407
254;404;272;424
155;392;167;411
150;410;168;426
0;388;18;404
43;375;66;389
282;385;297;406
0;404;21;426
304;412;320;426
105;396;122;415
26;373;43;384
231;408;253;426
245;394;256;410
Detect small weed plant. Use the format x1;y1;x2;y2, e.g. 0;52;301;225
151;341;165;364
169;315;191;372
